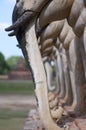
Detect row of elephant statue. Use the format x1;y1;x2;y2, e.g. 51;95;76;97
5;0;86;130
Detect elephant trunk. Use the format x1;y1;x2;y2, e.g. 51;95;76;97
5;11;36;35
24;21;64;130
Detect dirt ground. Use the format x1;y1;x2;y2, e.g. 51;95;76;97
0;94;37;110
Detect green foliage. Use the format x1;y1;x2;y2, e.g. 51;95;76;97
6;56;29;69
6;55;32;72
0;52;10;74
0;52;31;74
6;56;21;69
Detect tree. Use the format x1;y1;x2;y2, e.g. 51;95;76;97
6;56;31;72
0;52;10;74
6;56;21;69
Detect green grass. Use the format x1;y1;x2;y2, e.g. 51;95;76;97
0;80;36;130
0;99;36;130
0;81;34;130
0;118;25;130
0;109;28;119
0;109;29;130
0;80;34;94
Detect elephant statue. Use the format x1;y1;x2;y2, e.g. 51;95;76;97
5;0;86;130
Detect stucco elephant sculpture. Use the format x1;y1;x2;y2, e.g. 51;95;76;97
6;0;86;75
44;58;56;91
5;0;86;130
5;1;64;130
38;0;86;80
39;19;85;113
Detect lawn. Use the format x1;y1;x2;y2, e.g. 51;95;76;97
0;103;36;130
0;80;34;94
0;109;29;130
0;118;25;130
0;80;36;130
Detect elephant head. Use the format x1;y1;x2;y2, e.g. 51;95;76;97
5;0;51;36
